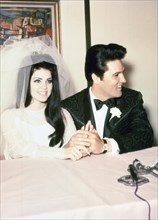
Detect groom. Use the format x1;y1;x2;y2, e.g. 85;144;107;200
62;43;153;154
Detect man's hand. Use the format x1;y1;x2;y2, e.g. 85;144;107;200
63;120;107;160
79;121;105;154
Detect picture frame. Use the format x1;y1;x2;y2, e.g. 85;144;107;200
0;0;61;49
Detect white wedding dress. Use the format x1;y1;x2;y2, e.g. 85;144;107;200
1;107;76;159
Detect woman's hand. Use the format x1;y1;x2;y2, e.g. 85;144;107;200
63;145;89;161
63;131;91;160
63;120;106;160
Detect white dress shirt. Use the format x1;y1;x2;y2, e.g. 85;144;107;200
89;87;120;155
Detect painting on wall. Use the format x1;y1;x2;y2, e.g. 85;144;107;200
0;0;60;49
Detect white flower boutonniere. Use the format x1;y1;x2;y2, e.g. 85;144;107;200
109;107;122;121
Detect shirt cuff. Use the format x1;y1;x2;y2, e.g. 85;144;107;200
104;138;120;155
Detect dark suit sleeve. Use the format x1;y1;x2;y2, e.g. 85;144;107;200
110;92;154;153
61;89;92;129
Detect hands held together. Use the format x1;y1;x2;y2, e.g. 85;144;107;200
64;121;110;161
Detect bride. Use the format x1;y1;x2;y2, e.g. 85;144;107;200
1;36;92;160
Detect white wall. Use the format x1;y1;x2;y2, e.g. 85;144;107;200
60;0;158;144
60;0;87;92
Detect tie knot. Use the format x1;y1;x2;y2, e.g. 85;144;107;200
94;99;113;110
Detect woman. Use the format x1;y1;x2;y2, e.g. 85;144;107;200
1;36;90;160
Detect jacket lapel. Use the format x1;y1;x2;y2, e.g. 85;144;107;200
83;88;96;128
103;98;116;137
108;94;128;128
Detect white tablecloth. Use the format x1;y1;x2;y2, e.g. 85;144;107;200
1;147;158;219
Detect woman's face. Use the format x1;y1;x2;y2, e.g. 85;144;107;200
30;68;53;108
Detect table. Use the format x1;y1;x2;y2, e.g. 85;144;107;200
1;147;158;219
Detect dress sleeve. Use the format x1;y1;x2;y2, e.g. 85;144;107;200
62;108;77;144
1;109;65;159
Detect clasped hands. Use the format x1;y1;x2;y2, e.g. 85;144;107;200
64;121;105;161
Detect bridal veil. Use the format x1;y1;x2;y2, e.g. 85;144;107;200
0;35;75;113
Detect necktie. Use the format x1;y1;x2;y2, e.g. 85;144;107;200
94;99;112;110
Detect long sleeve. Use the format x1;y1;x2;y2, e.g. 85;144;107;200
109;92;154;153
1;108;76;159
62;108;77;145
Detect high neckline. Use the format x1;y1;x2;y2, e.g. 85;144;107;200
25;106;45;113
20;107;46;125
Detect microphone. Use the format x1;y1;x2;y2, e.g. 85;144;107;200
118;163;149;186
133;159;144;170
129;164;138;182
133;159;156;175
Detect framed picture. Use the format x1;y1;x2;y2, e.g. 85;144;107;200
0;0;61;49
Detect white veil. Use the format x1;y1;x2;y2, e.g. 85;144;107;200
0;35;75;113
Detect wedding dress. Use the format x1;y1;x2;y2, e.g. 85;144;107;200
1;108;76;159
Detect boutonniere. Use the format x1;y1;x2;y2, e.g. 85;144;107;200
109;107;122;121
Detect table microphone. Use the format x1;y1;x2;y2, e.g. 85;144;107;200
133;159;158;177
128;164;138;182
133;159;144;170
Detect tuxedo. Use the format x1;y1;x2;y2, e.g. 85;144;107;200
61;87;154;153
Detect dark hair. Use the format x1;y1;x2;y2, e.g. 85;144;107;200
85;43;127;86
25;61;65;147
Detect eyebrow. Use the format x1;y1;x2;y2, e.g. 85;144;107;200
112;72;121;75
32;77;52;80
113;68;125;75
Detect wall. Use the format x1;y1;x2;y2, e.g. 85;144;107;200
60;0;87;92
60;0;158;144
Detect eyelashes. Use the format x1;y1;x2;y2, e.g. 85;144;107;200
48;79;52;84
33;79;52;84
33;79;41;83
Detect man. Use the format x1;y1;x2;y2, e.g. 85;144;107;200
62;44;154;155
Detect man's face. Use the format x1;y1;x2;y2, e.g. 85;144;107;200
92;59;126;101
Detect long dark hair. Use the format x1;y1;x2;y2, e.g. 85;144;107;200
25;61;65;147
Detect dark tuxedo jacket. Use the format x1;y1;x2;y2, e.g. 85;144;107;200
61;87;154;153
